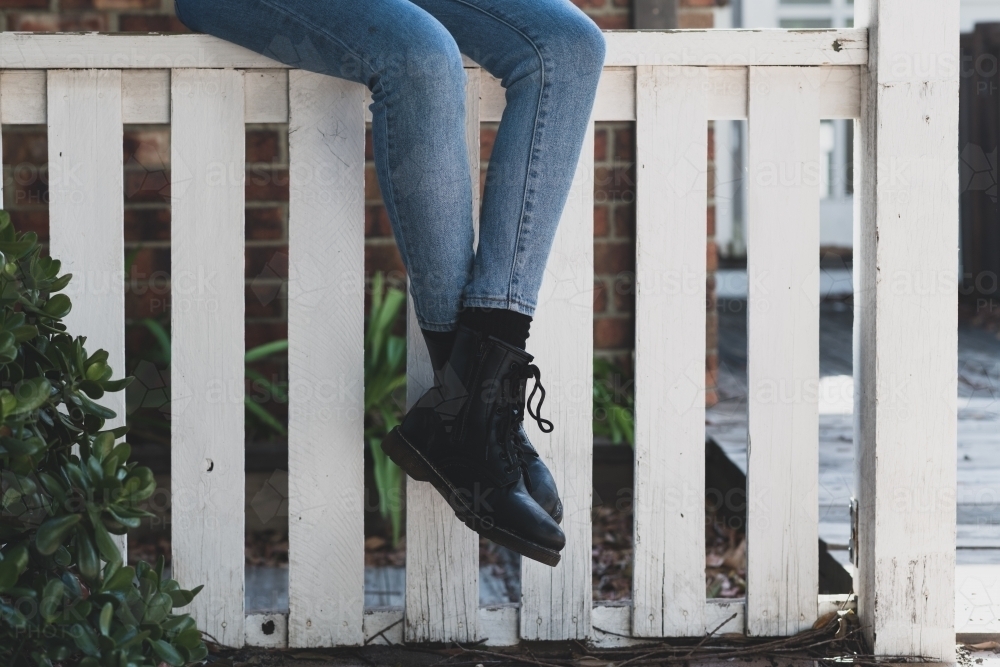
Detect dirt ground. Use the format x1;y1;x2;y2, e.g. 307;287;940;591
205;644;999;667
206;647;827;667
202;613;1000;667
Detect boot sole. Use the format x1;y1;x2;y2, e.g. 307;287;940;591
381;427;562;567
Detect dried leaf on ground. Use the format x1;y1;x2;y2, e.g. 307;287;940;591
965;641;1000;651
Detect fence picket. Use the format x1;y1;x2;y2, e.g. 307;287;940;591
856;0;958;658
403;67;481;644
47;68;126;556
519;121;595;641
170;68;247;648
632;65;708;638
745;66;821;636
286;71;366;647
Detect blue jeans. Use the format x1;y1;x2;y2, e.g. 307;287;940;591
174;0;605;331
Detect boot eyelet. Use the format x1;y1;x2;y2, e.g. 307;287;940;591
510;363;518;371
496;407;504;415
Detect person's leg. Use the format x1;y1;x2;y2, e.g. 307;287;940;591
400;0;603;529
410;0;607;349
174;0;475;332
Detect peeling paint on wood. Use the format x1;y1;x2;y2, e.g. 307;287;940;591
856;0;959;661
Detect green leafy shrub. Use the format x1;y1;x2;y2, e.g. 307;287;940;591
364;273;407;547
593;357;634;447
0;213;207;666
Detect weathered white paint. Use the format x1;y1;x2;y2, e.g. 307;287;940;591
519;121;595;641
247;595;856;648
0;64;861;125
246;613;287;649
632;65;708;638
47;69;126;557
478;67;638;123
122;69;169;123
402;67;480;644
246;597;857;650
746;66;821;636
362;608;405;646
169;68;246;648
245;70;289;123
479;606;520;646
1;70;45;123
595;601;745;648
0;30;865;69
818;66;863;121
467;65;860;124
604;28;866;66
121;68;287;124
855;0;959;660
287;71;366;648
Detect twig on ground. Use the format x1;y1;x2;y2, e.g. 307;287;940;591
452;642;570;667
680;612;739;659
265;611;937;667
594;625;635;639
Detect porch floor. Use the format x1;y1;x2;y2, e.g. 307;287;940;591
711;296;1000;566
711;295;1000;638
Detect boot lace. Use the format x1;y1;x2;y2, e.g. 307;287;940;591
496;362;554;480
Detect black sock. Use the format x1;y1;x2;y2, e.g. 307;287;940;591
459;307;532;349
420;328;457;370
421;328;457;352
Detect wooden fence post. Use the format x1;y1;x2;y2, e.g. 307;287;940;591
856;0;959;659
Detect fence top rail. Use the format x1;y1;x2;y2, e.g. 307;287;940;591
0;29;866;70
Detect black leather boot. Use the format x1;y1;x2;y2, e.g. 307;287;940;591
420;331;563;524
382;327;565;566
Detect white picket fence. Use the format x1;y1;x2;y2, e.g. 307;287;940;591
0;0;959;658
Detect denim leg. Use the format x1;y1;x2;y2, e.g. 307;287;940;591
173;0;475;331
410;0;606;317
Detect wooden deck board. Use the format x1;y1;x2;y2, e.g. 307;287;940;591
710;298;1000;563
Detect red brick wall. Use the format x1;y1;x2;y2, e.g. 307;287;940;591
677;0;719;29
1;0;720;417
0;0;185;32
